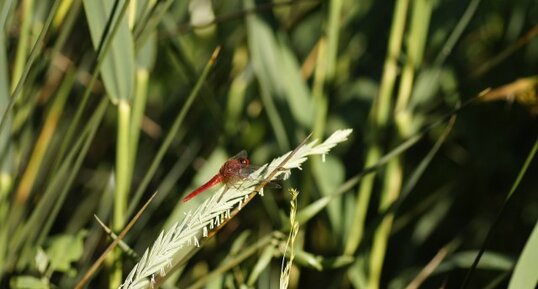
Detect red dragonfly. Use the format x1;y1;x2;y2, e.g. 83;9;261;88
182;151;253;203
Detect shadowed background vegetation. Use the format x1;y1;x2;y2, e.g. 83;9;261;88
0;0;537;288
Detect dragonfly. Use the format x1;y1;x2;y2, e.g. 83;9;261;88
182;151;255;203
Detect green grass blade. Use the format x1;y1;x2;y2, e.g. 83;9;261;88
82;0;134;103
54;0;132;170
128;32;156;180
115;101;131;229
247;244;275;285
344;0;410;256
0;0;61;133
325;0;342;81
126;47;221;218
245;0;289;149
10;98;109;267
0;0;14;198
9;0;33;93
278;37;313;129
369;0;434;286
13;70;74;209
508;221;538;289
461;137;538;289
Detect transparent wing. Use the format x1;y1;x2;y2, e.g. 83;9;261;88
230;150;247;160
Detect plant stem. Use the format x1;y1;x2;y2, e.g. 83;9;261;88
53;0;130;171
126;47;221;218
344;0;410;256
13;71;74;206
111;99;131;289
325;0;342;81
115;100;131;231
128;69;148;184
0;0;62;133
10;0;33;93
368;158;403;289
368;1;432;288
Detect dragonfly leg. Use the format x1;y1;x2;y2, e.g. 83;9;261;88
217;187;230;203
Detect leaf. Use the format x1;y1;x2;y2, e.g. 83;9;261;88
312;155;345;236
245;2;283;98
347;256;368;289
136;31;157;70
278;36;314;128
294;249;322;271
411;67;442;107
508;221;538;289
9;276;49;289
245;4;314;128
35;248;49;275
83;0;135;102
45;230;87;274
478;76;538;113
435;251;514;273
247;244;275;285
0;1;12;176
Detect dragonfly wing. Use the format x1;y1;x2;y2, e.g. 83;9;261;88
230;150;247;160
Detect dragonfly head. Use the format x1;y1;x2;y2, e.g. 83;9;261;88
239;157;250;167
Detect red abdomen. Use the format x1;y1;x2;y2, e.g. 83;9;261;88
182;174;224;202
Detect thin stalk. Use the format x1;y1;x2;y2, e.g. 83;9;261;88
0;0;14;204
134;0;174;48
344;0;410;255
13;70;74;207
53;0;131;170
460;137;538;289
9;97;108;268
421;0;480;101
9;0;33;93
297;99;472;228
311;0;341;138
164;0;321;38
126;47;221;219
367;158;403;289
259;81;290;150
128;68;149;180
35;97;109;247
132;0;155;39
111;99;131;289
434;0;481;67
394;64;415;136
0;14;11;264
0;0;62;133
343;146;380;246
325;0;342;81
48;0;83;71
9;70;76;244
311;38;335;231
94;215;138;259
185;234;276;289
115;100;132;232
74;192;158;289
312;38;328;140
368;1;432;288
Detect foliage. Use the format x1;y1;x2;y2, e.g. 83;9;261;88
0;0;537;289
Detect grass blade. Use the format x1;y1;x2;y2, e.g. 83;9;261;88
126;47;221;218
461;137;538;289
508;221;538;289
82;0;134;103
0;0;62;133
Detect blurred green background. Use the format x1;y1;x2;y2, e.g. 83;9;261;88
0;0;537;288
